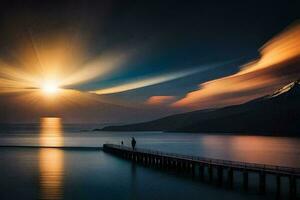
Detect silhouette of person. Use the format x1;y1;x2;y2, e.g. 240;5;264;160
121;141;124;145
131;137;136;150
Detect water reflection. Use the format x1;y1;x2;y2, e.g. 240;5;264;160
39;117;64;200
39;117;63;147
201;135;300;166
130;163;137;200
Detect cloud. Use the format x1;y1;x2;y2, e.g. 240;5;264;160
89;63;228;95
172;22;300;109
146;96;176;105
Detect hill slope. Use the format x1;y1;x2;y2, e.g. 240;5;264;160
102;80;300;135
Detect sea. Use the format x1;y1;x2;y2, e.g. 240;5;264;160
0;117;299;200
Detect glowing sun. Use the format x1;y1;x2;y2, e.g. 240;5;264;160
42;82;60;95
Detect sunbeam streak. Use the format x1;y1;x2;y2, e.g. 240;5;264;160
0;32;133;99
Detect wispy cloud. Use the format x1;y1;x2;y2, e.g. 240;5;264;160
172;22;300;109
89;63;228;95
145;96;176;105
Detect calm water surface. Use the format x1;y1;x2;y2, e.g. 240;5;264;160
0;118;299;200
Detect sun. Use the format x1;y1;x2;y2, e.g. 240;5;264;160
42;82;60;95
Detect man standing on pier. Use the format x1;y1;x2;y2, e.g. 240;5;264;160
131;137;136;150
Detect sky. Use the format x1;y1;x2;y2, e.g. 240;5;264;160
0;0;299;123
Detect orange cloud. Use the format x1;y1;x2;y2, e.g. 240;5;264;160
173;22;300;109
146;96;176;105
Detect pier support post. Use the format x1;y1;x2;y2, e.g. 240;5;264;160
185;162;189;173
165;157;168;169
152;157;155;167
130;153;133;161
173;160;176;171
174;160;178;171
181;161;185;172
146;155;150;165
158;157;161;167
179;161;183;172
289;176;296;199
259;172;266;194
243;171;248;191
228;168;233;189
188;162;192;174
199;165;204;181
159;157;163;168
143;154;146;165
140;154;144;163
180;161;184;173
150;156;153;166
209;165;213;183
137;154;141;163
165;158;168;169
134;154;137;162
191;163;195;177
217;167;223;186
276;175;281;198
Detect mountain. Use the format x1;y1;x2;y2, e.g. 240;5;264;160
102;80;300;136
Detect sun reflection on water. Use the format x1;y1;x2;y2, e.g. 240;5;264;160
39;117;64;200
40;117;63;147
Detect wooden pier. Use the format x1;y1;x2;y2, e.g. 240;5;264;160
103;144;300;199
